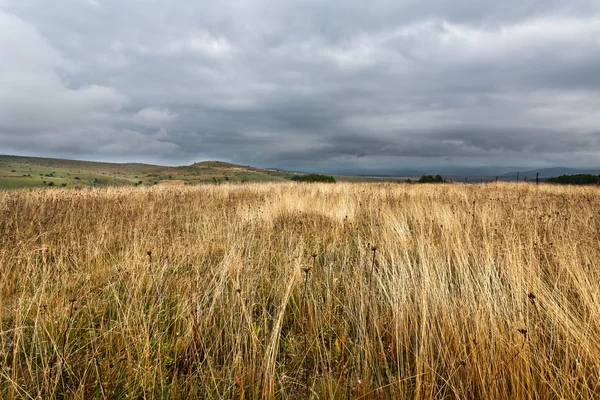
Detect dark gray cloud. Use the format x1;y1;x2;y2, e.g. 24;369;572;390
1;0;600;170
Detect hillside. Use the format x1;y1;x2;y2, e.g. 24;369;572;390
0;155;413;189
0;155;294;189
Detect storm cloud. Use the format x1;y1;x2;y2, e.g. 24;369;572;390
1;0;600;171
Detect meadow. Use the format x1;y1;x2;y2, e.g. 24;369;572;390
1;182;599;399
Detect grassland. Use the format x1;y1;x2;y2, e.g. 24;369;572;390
0;155;410;189
0;155;297;189
1;182;599;399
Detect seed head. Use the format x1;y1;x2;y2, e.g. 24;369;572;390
528;292;536;301
303;267;311;274
236;288;242;294
371;245;378;252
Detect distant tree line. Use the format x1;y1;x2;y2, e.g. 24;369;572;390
291;174;336;183
546;174;600;185
416;174;446;183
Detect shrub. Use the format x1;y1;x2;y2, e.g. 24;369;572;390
291;174;336;183
48;182;55;186
418;174;445;183
546;174;600;185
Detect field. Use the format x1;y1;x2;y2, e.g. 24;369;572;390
1;182;599;399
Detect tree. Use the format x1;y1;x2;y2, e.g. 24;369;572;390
546;174;600;185
291;174;336;183
417;175;445;183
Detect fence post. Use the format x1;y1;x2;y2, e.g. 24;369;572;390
536;172;539;185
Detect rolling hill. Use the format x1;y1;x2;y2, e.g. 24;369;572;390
0;155;414;189
0;155;295;189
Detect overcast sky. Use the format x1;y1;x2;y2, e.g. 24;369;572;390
1;0;600;171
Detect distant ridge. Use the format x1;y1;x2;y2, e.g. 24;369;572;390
192;160;247;168
0;154;164;173
502;168;600;179
0;154;295;188
4;153;600;189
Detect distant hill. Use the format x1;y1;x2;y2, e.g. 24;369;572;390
0;154;294;189
326;167;425;177
193;161;247;168
325;166;600;180
0;154;165;174
5;154;599;189
0;154;414;189
502;168;600;179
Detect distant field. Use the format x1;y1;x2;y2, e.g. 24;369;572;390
1;182;599;398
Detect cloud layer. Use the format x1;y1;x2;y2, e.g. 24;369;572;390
1;0;600;170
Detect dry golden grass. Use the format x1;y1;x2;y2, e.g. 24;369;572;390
1;182;600;399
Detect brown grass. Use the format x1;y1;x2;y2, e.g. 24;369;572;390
1;182;600;399
157;180;187;186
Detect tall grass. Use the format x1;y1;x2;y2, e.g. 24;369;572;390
1;182;600;399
